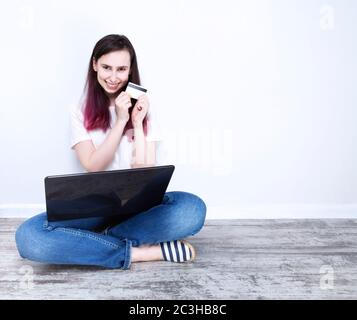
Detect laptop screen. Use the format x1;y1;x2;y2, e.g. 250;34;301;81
44;165;175;222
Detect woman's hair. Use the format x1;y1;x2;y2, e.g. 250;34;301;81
82;34;147;135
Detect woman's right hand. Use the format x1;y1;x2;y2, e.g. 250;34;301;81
114;91;132;123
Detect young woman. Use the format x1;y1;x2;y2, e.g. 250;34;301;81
15;34;207;269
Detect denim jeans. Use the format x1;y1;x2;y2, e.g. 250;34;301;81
15;191;207;269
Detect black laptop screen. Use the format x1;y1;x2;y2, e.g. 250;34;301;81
45;165;174;222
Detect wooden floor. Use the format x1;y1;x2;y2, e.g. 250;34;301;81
0;218;356;299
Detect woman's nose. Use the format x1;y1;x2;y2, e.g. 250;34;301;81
110;73;118;81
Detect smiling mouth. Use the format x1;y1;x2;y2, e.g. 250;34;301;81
105;81;120;89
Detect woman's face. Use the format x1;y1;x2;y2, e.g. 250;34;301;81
93;50;131;95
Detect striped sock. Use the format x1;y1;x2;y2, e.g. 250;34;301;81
160;240;194;262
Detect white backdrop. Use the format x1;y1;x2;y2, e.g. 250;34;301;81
0;0;356;218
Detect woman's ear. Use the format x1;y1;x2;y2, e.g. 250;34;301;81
92;59;97;72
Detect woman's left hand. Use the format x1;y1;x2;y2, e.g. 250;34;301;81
131;94;149;127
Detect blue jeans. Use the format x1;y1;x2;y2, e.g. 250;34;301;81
15;191;206;269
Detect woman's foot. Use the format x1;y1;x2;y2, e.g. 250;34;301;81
131;244;163;262
160;240;196;263
131;240;196;263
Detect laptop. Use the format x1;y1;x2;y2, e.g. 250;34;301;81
44;165;175;223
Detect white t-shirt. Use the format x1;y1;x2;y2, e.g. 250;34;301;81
70;103;164;170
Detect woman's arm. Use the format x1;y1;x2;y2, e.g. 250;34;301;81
131;122;156;168
130;94;157;168
74;119;127;172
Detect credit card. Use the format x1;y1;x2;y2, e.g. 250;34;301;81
125;82;147;99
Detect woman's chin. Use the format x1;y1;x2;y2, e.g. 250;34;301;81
105;88;121;96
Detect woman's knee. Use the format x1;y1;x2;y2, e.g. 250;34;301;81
168;191;207;235
15;213;47;260
187;192;207;234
